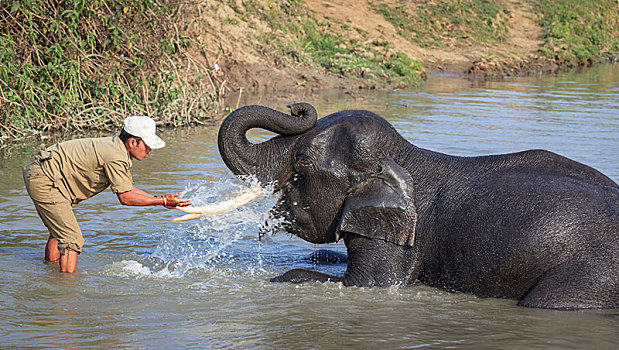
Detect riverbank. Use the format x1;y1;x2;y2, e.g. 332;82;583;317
1;0;617;143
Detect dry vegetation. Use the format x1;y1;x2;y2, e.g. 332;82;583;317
1;0;617;144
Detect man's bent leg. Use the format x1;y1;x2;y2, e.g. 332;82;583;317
60;249;78;273
45;236;60;262
24;162;83;271
32;200;84;272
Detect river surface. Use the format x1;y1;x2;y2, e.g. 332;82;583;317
1;64;617;349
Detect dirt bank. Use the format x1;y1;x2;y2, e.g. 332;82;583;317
2;0;616;143
188;0;556;96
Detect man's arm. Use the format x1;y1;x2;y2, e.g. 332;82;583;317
129;187;156;198
117;187;191;208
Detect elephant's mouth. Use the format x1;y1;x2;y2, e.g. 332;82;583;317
272;178;303;224
266;163;343;244
272;165;297;209
267;172;324;242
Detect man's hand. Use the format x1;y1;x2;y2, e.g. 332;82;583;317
162;192;191;209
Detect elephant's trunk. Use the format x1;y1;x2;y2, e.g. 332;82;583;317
217;103;317;185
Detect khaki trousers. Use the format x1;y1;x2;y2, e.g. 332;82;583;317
23;162;83;254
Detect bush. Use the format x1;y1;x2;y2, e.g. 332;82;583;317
0;0;220;143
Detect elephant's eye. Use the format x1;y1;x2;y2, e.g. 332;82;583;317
294;152;306;162
293;152;311;170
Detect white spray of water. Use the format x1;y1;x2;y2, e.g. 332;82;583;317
103;175;293;279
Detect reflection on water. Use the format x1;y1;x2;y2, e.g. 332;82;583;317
0;64;617;348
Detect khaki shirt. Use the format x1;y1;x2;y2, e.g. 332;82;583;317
36;137;133;205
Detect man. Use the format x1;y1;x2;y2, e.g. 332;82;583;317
23;116;191;273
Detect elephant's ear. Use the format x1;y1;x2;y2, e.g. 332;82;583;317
338;159;417;247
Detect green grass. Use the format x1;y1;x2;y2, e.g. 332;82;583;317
371;0;617;69
0;0;220;143
531;0;619;62
240;0;426;88
371;0;510;48
2;0;616;143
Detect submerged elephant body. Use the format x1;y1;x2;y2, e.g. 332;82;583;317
217;103;619;310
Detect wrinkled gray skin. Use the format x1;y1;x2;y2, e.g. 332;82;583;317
218;103;619;310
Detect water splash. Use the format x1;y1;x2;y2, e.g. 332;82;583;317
100;174;323;279
147;175;282;278
100;260;177;279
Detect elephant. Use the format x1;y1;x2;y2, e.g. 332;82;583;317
217;103;619;310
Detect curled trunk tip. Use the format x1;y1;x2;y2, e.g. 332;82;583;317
217;103;318;184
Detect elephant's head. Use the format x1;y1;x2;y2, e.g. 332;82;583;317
218;104;417;246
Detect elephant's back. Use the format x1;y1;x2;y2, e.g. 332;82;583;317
433;166;618;242
418;167;618;298
476;149;617;188
317;109;401;135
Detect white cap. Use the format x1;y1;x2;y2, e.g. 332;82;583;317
123;116;165;149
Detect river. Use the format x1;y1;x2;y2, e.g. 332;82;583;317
0;64;617;349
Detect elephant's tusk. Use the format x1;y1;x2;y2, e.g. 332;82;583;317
173;213;204;222
173;187;264;221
